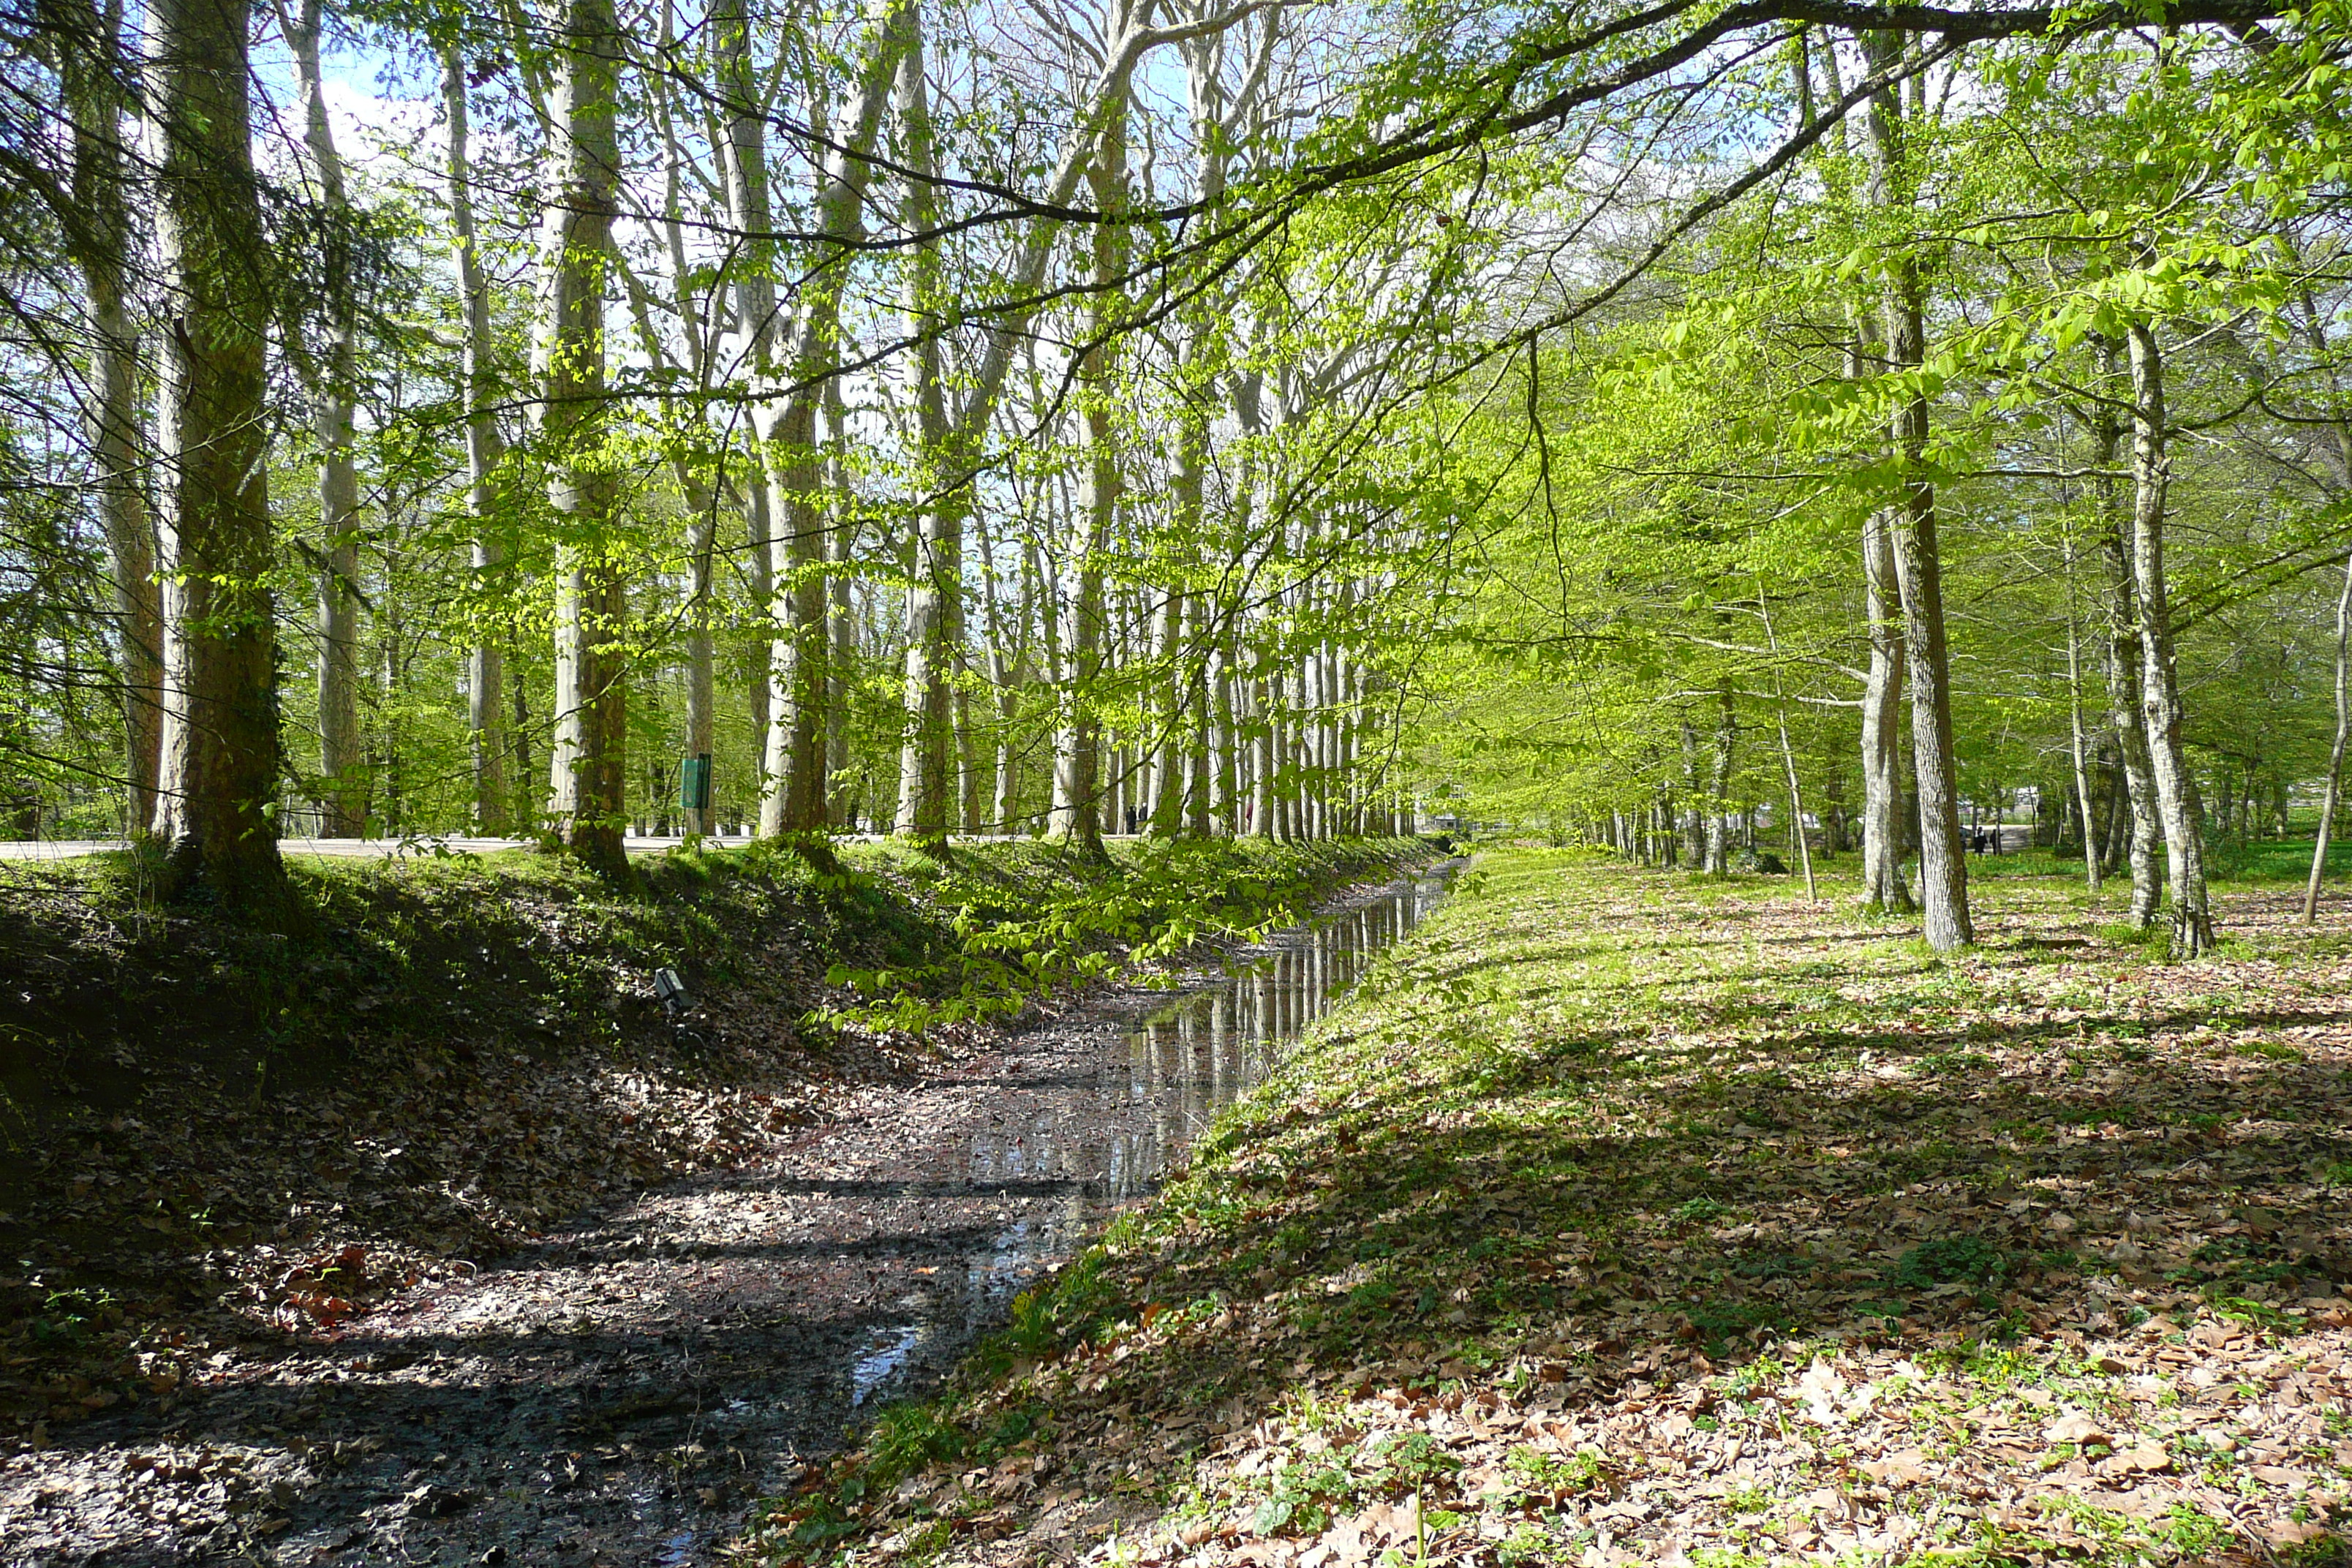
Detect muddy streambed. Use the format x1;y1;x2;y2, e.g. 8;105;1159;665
1;865;1453;1567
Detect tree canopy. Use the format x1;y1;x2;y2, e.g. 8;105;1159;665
5;0;2352;949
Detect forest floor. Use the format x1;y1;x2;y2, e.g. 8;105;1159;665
753;850;2352;1568
0;835;1425;1564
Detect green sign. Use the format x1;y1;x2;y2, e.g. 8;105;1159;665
679;753;713;813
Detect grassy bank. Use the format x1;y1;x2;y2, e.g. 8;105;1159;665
750;851;2352;1567
0;834;1425;1435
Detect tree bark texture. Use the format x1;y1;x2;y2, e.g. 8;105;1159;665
825;379;857;827
1677;715;1705;865
53;0;163;828
444;45;508;833
1048;72;1127;853
892;18;960;843
539;0;626;878
715;0;774;789
1882;269;1971;947
2089;367;2164;927
283;0;365;836
2064;588;2100;897
2304;551;2352;924
147;0;286;907
1861;33;1968;946
756;0;908;841
1703;680;1734;875
2125;321;2214;955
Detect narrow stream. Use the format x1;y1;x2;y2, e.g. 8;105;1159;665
6;863;1451;1568
859;859;1458;1407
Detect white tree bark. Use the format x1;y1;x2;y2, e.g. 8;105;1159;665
892;10;962;842
538;0;626;875
282;0;365;835
2304;551;2352;924
53;0;163;829
2125;321;2214;955
1862;36;1970;946
755;0;911;841
443;45;509;833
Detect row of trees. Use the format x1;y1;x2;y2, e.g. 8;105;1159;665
12;0;1477;900
6;0;2348;954
1409;17;2352;956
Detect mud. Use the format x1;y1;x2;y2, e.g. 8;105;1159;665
0;867;1452;1567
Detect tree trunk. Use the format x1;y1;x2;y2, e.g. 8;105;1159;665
2304;551;2352;924
1861;33;1968;946
2089;353;2164;927
2063;553;2100;896
976;511;1022;834
1677;715;1705;865
1818;772;1847;854
1757;580;1817;900
1188;598;1216;835
1860;505;1912;911
443;45;508;834
1882;270;1971;946
282;0;366;836
1320;641;1347;838
1294;661;1316;840
2125;321;2214;955
892;20;961;845
717;0;774;796
757;387;829;838
147;0;286;908
1147;589;1183;834
682;496;716;837
1248;672;1274;838
825;377;856;828
1048;71;1128;855
641;25;719;839
1210;636;1236;835
2100;745;2131;876
1049;519;1107;848
538;0;626;878
1703;681;1734;875
53;0;164;829
754;0;909;843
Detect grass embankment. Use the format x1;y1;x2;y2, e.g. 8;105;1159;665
751;851;2352;1568
0;834;1425;1434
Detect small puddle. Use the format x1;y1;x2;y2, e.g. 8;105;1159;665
849;1324;924;1405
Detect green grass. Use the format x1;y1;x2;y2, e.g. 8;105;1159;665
1809;833;2352;887
2206;834;2352;883
747;850;2342;1568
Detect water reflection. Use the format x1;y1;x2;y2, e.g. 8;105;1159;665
904;864;1454;1379
1104;861;1447;1199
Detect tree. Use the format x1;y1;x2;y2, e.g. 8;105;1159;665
442;39;510;833
146;0;285;905
45;0;163;831
538;0;627;876
280;0;367;837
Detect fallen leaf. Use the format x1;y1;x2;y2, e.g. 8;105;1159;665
2046;1412;2109;1445
1861;1450;1930;1485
